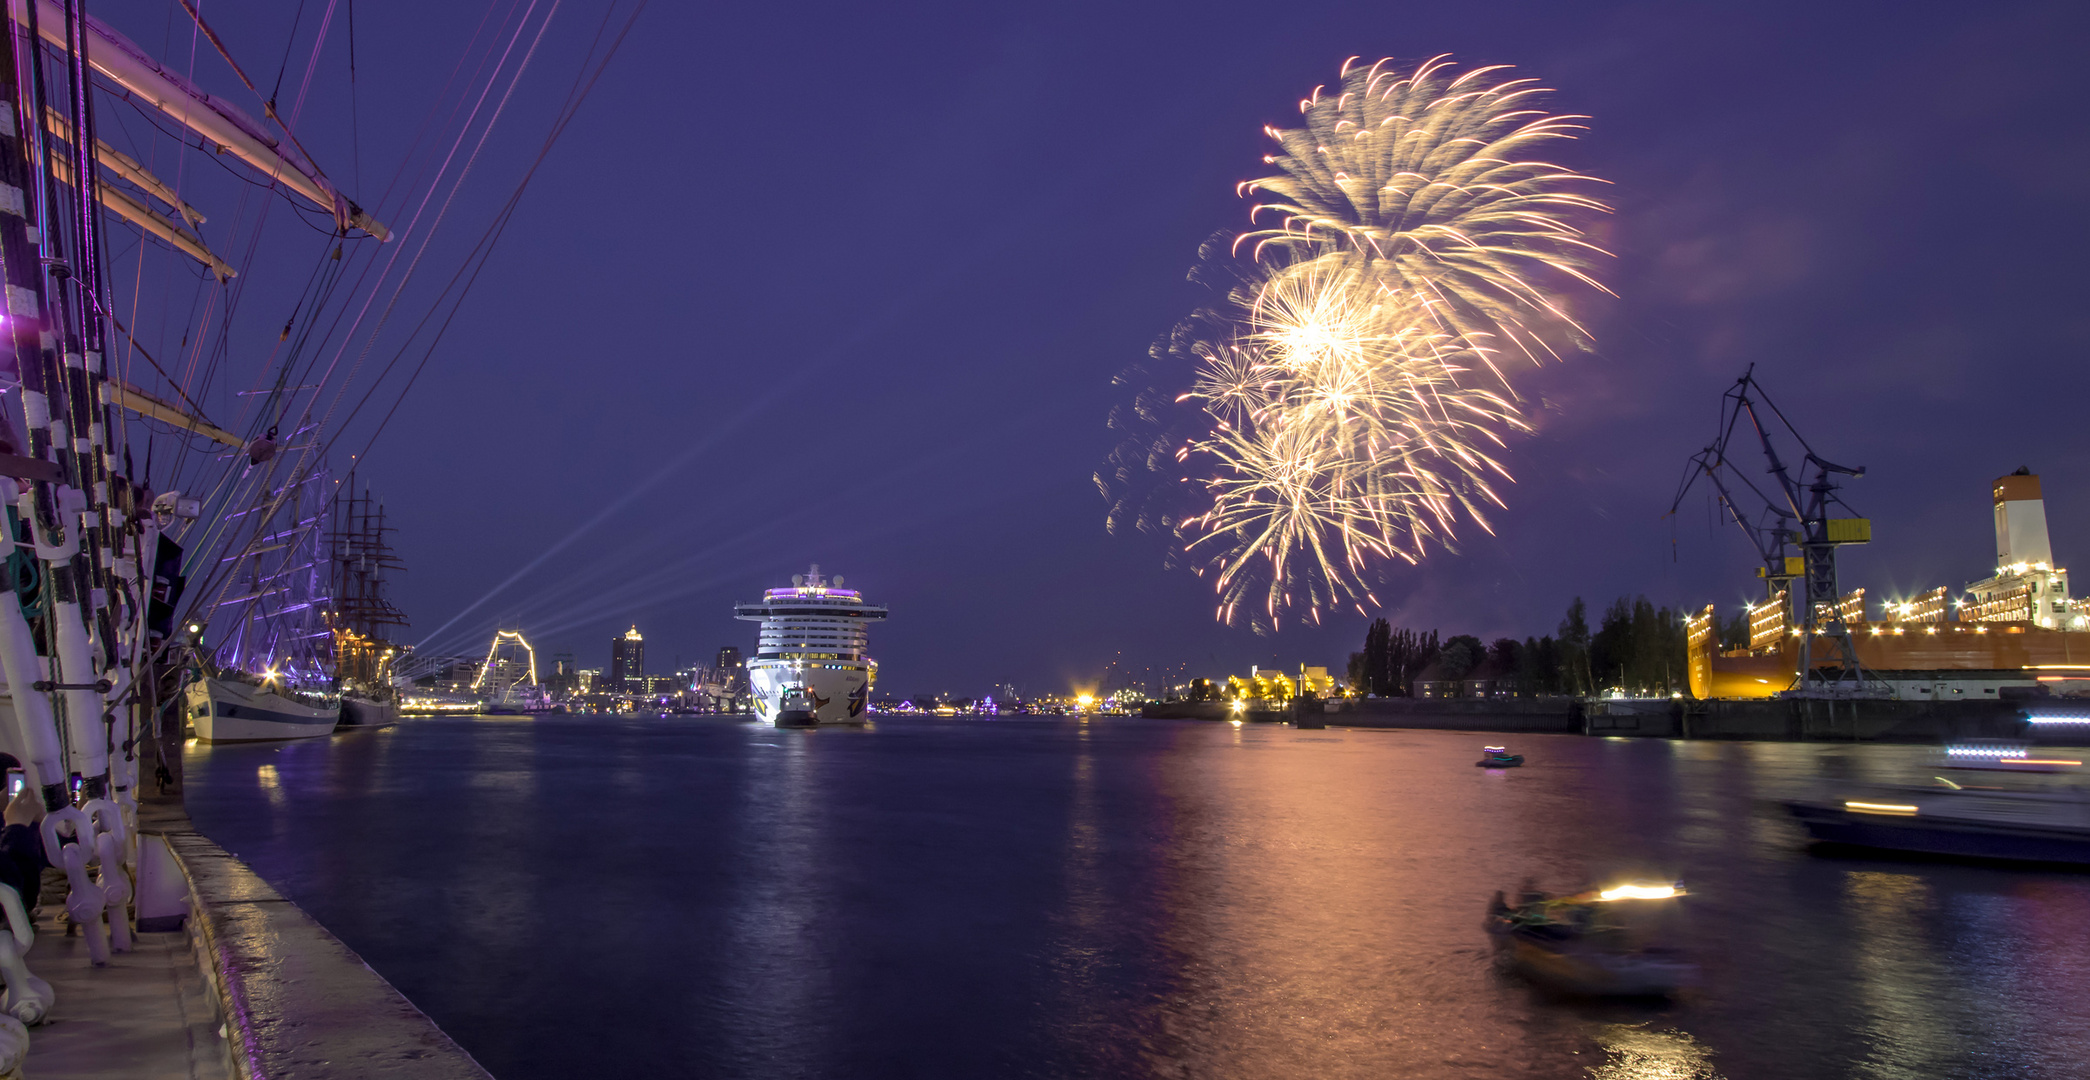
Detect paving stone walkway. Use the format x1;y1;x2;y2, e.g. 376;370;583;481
21;914;223;1079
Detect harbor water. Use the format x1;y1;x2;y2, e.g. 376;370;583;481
185;717;2090;1079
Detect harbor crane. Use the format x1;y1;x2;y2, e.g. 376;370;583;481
1670;366;1878;697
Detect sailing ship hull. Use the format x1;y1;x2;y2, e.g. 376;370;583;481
187;677;339;743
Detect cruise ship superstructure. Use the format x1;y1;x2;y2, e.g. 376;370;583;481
735;566;886;725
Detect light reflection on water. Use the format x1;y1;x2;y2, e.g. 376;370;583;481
1588;1025;1721;1079
184;718;2090;1079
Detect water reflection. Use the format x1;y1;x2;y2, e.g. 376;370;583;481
181;720;2090;1080
1844;871;1956;1078
720;730;827;1074
254;762;285;810
1589;1024;1723;1080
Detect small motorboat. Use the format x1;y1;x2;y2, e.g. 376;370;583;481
1484;883;1697;997
1476;746;1523;767
773;687;819;728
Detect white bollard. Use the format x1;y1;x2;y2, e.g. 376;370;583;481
91;832;130;954
0;1013;26;1079
83;801;130;953
0;887;51;1025
40;809;107;966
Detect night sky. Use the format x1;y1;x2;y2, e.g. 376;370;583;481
91;1;2090;696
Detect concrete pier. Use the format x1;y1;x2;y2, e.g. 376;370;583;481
98;802;496;1080
21;916;219;1078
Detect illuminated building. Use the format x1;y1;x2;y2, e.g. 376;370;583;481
610;625;645;689
1962;470;2074;626
542;654;580;697
716;646;746;694
708;645;749;710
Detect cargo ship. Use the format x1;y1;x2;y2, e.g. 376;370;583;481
1688;470;2090;700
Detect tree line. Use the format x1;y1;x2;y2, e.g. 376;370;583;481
1346;595;1692;698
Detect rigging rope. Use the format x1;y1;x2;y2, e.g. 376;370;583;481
169;1;642;646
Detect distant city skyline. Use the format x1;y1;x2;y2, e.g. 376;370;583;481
186;0;2086;694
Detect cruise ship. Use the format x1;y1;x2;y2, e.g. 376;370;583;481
734;566;887;726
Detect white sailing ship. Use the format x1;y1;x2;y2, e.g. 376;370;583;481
191;469;342;742
184;675;338;743
734;566;886;726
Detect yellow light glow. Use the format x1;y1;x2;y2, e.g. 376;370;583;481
1845;800;1919;816
1597;883;1681;901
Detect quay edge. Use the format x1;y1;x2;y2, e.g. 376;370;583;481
142;802;493;1080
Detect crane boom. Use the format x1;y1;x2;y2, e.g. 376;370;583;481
1670;366;1878;697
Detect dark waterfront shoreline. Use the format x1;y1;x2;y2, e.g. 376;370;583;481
1143;696;2041;742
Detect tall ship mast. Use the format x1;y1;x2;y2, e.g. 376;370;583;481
212;468;333;683
326;476;408;726
734;565;886;726
0;0;629;1067
182;465;349;743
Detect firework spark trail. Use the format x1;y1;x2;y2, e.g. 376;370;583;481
1243;54;1614;384
1102;55;1610;630
1181;250;1528;623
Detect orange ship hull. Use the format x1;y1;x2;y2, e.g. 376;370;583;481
1689;622;2090;699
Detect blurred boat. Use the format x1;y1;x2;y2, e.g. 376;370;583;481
1933;740;2081;774
1476;746;1523;768
1785;781;2090;864
1484;883;1696;997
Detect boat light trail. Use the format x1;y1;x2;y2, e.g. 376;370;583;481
1597;884;1681;901
1844;801;1920;816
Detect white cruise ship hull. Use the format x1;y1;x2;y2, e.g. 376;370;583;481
749;662;871;726
187;677;340;743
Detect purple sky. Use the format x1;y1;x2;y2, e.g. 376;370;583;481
95;1;2090;696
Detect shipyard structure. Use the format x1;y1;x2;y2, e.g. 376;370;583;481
1688;470;2090;701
